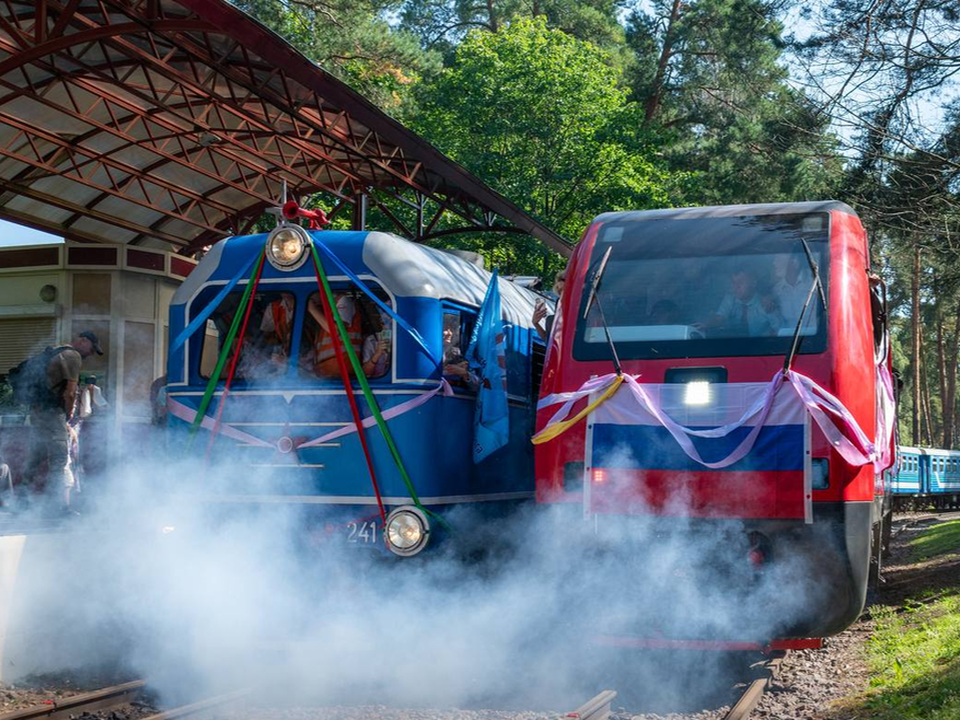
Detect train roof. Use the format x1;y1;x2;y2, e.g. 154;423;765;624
592;201;857;224
173;230;550;329
899;446;960;457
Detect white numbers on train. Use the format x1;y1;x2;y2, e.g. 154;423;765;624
347;521;378;544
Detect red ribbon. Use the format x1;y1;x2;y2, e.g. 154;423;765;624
310;255;387;527
205;251;267;462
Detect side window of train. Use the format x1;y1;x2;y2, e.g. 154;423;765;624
441;306;477;392
869;276;887;355
503;323;530;399
299;290;394;382
199;289;296;382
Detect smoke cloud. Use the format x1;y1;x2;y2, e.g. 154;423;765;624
4;442;833;716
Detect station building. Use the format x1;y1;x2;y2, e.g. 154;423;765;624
0;242;195;466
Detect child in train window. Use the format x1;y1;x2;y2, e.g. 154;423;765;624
260;292;295;363
200;290;293;381
305;292;362;378
359;306;391;379
442;312;478;391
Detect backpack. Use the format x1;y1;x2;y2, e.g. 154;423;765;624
8;346;70;409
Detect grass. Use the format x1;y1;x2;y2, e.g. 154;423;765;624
853;594;960;719
838;520;960;719
911;519;960;561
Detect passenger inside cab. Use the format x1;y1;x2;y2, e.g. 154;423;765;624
302;292;392;380
307;292;361;378
442;314;478;391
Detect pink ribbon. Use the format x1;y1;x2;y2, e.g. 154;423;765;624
167;397;274;448
297;379;453;448
538;369;888;471
167;379;453;452
785;371;877;467
621;373;785;469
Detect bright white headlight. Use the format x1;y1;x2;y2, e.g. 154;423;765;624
385;506;430;557
266;225;309;271
684;380;711;406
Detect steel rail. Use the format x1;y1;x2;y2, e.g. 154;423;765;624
723;651;787;720
565;690;617;720
139;689;251;720
0;679;146;720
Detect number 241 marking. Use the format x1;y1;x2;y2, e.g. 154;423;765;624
347;521;378;544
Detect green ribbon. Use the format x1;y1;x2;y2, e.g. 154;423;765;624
308;241;450;531
189;247;266;440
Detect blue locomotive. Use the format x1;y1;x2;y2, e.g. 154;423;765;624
890;446;960;509
165;223;550;556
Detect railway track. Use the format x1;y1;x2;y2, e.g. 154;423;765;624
566;690;617;720
722;650;787;720
0;681;247;720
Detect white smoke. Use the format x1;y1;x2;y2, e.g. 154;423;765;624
3;441;835;715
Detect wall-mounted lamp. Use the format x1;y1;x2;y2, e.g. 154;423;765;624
39;284;57;303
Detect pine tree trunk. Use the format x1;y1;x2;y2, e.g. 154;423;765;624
912;245;922;445
922;355;934;446
938;309;947;444
945;301;960;448
644;0;682;123
486;0;498;31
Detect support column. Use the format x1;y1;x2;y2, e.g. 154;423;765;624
352;191;367;231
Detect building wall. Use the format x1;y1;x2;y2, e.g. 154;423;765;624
0;243;195;474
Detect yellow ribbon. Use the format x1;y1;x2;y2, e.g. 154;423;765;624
532;375;625;445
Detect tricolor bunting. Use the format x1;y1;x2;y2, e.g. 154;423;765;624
586;378;812;522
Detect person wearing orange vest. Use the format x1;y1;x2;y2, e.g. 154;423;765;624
307;292;362;378
260;292;296;366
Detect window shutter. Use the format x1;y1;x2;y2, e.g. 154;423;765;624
0;318;57;373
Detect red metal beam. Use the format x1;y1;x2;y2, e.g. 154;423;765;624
0;0;571;255
0;177;190;246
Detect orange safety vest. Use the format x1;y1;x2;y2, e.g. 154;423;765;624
315;312;362;377
271;301;292;352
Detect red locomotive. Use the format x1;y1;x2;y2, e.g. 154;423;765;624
535;202;895;641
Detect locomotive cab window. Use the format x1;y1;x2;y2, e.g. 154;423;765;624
300;290;394;381
574;213;830;361
442;308;477;392
198;290;297;383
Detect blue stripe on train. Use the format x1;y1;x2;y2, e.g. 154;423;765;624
592;424;805;472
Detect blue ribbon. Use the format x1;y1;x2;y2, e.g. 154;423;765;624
169;252;258;355
312;237;438;365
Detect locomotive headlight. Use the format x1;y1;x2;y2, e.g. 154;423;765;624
266;225;309;271
385;506;430;557
684;380;711;406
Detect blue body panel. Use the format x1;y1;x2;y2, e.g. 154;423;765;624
891;449;923;495
166;230;543;546
926;450;960;494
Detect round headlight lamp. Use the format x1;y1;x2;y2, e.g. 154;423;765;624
384;506;430;557
266;225;309;272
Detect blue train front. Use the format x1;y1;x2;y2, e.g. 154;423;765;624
165;224;549;556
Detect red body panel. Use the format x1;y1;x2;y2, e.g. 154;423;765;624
536;207;882;515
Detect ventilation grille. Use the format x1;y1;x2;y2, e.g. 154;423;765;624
0;318;57;374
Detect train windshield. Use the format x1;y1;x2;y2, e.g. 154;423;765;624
573;213;830;361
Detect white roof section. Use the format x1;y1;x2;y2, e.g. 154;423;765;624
362;232;548;329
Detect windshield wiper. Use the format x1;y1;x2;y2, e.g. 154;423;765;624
583;245;623;376
783;238;827;373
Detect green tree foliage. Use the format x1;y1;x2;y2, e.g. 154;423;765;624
234;0;439;114
413;17;687;275
398;0;629;62
626;0;841;204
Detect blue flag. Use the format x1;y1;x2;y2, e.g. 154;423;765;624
465;270;510;463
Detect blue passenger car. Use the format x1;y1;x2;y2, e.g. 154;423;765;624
165;227;550;556
891;446;923;496
890;446;960;509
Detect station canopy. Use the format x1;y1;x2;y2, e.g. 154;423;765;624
0;0;571;255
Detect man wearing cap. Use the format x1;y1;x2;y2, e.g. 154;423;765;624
23;331;103;514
